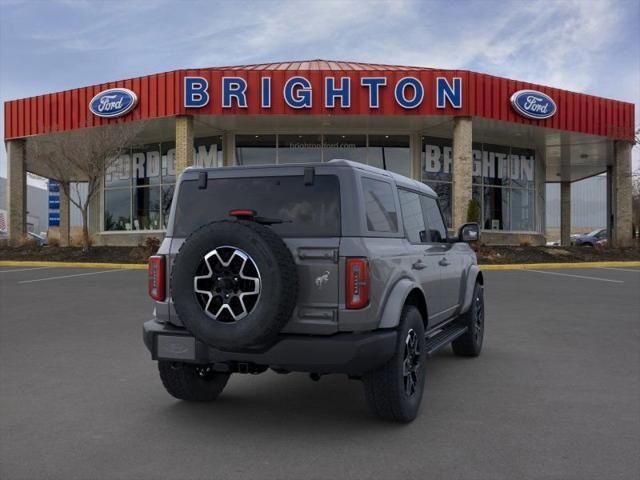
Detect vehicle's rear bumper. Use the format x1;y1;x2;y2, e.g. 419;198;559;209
143;319;397;375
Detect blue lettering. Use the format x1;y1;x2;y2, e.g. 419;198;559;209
283;76;312;109
325;77;350;108
222;77;248;108
184;76;209;108
261;77;271;108
436;77;462;108
394;77;424;109
360;77;387;108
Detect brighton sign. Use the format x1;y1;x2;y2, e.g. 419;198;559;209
510;89;557;120
89;88;138;118
183;76;464;110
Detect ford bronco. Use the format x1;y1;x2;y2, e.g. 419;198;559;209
143;160;484;422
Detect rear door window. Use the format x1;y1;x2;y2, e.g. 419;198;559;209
172;175;340;237
361;177;398;233
399;189;427;243
420;195;448;243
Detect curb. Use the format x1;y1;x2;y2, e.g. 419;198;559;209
1;260;639;271
0;260;147;270
480;261;640;270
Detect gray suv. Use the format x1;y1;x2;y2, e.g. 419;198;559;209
144;160;484;422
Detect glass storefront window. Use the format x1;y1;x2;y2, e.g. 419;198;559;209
132;143;161;187
161;142;177;184
278;134;322;164
323;134;367;164
422;136;452;183
161;184;175;229
484;186;508;230
510;188;535;231
104;188;131;231
133;186;160;231
482;143;510;187
194;136;223;169
509;147;535;189
236;135;276;165
105;153;131;188
369;135;410;177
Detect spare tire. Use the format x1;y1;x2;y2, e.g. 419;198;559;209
171;220;298;351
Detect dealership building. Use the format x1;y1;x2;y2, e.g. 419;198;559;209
3;60;635;246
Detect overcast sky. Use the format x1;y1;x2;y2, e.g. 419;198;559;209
1;0;638;180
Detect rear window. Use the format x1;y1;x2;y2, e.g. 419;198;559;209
172;175;341;237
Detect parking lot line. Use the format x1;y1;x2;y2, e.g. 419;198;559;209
0;266;54;273
597;267;640;273
18;269;129;284
525;269;624;283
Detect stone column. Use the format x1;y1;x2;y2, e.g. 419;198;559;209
59;182;71;247
222;133;235;167
6;139;27;245
560;181;571;246
452;117;473;230
175;115;194;175
611;141;633;247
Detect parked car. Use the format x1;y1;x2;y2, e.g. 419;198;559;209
571;229;607;247
143;160;484;422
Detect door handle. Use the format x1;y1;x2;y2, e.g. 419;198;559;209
439;258;450;267
412;260;427;270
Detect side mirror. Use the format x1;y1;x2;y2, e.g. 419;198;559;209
458;223;480;243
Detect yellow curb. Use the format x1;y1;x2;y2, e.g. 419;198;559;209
0;260;147;270
480;261;640;270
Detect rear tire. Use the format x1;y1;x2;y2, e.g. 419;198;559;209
158;361;230;401
452;281;484;357
362;305;426;423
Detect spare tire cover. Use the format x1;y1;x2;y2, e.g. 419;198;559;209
171;220;298;350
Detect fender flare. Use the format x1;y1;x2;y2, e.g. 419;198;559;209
378;278;426;329
460;265;483;314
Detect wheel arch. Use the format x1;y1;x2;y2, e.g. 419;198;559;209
378;279;429;330
460;265;483;313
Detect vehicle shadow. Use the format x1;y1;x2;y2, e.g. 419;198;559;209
146;352;462;438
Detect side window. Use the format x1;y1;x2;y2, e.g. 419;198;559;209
361;177;398;233
420;195;448;243
399;189;427;243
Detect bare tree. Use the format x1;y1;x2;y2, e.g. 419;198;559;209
27;122;143;251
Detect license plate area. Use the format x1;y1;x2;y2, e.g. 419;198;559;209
156;335;196;360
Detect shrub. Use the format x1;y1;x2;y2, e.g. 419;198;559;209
143;236;161;255
467;198;481;224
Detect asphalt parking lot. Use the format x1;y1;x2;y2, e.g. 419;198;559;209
1;265;639;480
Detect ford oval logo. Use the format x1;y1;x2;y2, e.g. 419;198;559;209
510;89;556;120
89;88;138;118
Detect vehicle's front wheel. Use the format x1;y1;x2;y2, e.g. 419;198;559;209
158;361;230;401
362;305;426;422
452;281;484;357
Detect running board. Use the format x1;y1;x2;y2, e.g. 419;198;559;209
424;325;468;357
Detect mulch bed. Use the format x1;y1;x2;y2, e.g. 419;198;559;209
476;245;640;264
1;244;638;265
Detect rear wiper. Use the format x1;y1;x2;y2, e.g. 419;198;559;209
228;209;291;225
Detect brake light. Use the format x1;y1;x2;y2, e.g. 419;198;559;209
346;258;369;309
148;255;166;301
229;209;256;217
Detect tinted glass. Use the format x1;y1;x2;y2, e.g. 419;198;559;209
104;188;131;231
133;186;160;230
235;135;276;165
173;175;340;237
194;136;223;169
420;195;447;243
323;134;367;164
369;135;411;177
361;177;398;233
399;189;426;243
484;186;509;230
510;188;534;231
425;182;451;228
278;134;322;164
422;136;452;183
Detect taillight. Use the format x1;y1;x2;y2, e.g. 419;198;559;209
346;258;369;309
148;255;166;301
